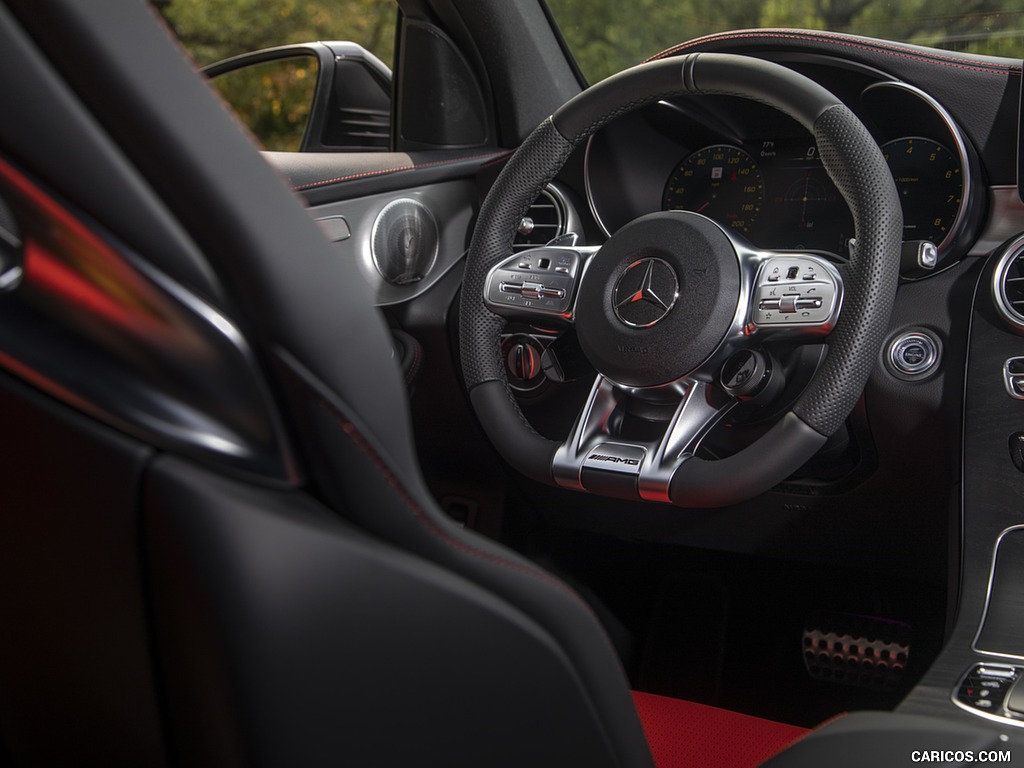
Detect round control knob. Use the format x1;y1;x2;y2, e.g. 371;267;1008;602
887;330;941;378
504;337;544;390
720;349;770;400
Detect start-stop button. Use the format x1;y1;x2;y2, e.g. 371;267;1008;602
887;330;941;379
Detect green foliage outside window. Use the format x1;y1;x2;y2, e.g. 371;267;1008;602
545;0;1024;83
156;0;396;66
156;0;395;150
210;56;318;151
155;0;1024;147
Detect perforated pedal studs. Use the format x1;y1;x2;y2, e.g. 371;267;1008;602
802;611;911;690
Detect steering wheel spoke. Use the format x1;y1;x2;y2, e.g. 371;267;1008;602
463;53;900;507
553;375;736;502
483;245;597;321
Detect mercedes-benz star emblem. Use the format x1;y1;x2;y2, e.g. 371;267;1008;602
612;258;680;328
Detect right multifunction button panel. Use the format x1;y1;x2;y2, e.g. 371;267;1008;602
750;256;841;330
954;664;1024;725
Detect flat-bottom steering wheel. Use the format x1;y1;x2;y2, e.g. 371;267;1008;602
460;53;901;508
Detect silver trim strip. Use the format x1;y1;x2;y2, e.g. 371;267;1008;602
971;524;1024;661
583;130;616;240
551;375;736;502
865;80;974;261
1004;357;1024;400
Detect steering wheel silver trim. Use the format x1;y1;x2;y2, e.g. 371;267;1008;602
462;53;900;508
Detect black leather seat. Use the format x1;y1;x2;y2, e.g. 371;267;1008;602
0;3;807;766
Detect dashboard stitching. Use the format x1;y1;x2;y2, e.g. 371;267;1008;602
480;154;512;171
647;30;1022;76
291;151;512;191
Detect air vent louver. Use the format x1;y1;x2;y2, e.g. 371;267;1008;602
336;107;390;148
993;236;1024;335
513;187;564;251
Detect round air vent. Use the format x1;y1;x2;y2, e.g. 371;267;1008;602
514;186;565;251
992;234;1024;335
371;198;439;286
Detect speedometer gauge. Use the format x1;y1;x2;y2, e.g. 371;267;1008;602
881;137;962;245
663;145;764;233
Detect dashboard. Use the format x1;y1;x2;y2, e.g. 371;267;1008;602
585;60;982;274
267;29;1024;746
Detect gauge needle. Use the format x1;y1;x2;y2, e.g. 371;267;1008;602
696;202;710;213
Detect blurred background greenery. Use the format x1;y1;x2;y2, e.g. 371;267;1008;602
546;0;1024;82
156;0;396;66
156;0;395;149
155;0;1024;148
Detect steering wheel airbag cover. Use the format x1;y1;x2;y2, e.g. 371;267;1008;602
575;211;740;388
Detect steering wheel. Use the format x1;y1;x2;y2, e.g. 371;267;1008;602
460;53;901;508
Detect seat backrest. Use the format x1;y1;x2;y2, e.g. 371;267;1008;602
0;2;653;766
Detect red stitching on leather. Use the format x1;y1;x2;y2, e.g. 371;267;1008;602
479;154;512;171
304;389;600;616
646;29;1022;76
292;151;511;191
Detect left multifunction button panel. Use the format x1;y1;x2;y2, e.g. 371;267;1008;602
485;247;583;318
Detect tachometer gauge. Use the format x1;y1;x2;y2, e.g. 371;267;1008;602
663;145;764;233
881;137;962;245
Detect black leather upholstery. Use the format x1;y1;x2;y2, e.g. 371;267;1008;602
0;2;654;765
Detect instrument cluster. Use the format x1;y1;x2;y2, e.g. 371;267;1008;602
585;63;980;272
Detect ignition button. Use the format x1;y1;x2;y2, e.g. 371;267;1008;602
887;330;941;379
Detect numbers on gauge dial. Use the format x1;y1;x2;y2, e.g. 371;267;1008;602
881;137;962;246
662;145;765;234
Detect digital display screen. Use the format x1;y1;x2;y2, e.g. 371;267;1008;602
663;139;853;255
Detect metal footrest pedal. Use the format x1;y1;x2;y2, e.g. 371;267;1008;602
802;610;910;690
